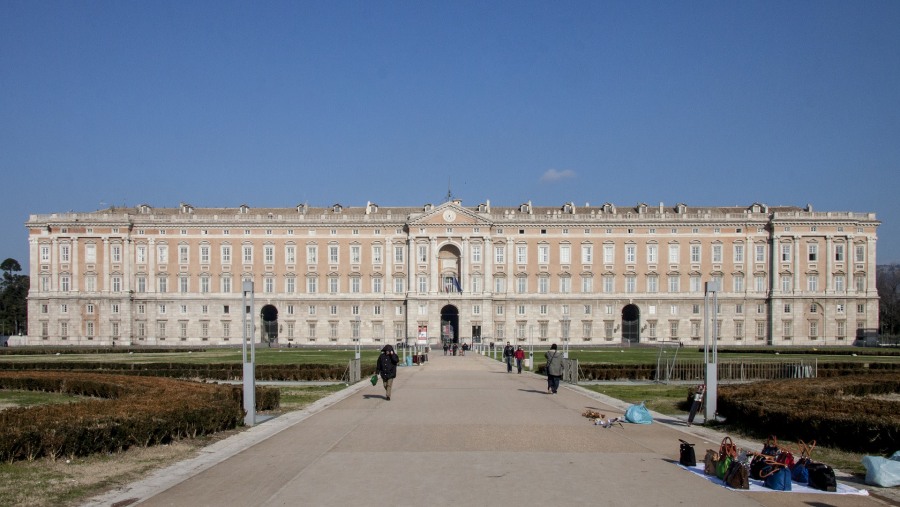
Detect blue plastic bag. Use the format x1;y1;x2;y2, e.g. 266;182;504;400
624;402;653;424
862;451;900;487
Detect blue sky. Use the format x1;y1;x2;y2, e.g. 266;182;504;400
2;0;899;270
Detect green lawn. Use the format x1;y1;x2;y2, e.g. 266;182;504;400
0;348;385;365
0;389;86;408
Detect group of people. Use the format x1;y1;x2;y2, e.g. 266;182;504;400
442;342;470;356
374;341;566;401
503;341;563;394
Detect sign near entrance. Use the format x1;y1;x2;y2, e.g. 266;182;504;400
417;325;428;345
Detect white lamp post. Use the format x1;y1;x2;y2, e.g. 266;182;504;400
354;315;361;360
562;316;570;359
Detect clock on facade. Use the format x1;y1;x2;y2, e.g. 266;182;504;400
443;210;456;222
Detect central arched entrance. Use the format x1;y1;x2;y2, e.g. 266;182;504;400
440;305;459;347
261;305;278;345
622;304;640;344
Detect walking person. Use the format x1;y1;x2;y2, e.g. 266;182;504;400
514;346;525;373
545;344;563;394
503;341;515;373
376;344;400;400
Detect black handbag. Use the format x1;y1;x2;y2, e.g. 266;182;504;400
679;439;696;467
806;462;837;492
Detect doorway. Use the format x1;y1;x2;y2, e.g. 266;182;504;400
440;305;459;346
261;305;278;345
622;304;640;344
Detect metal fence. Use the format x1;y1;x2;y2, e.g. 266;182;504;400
562;358;579;384
655;359;816;383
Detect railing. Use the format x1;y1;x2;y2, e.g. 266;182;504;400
655;359;816;383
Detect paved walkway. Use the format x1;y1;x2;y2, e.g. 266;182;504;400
85;353;894;507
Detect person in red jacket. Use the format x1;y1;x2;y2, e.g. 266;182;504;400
514;346;526;373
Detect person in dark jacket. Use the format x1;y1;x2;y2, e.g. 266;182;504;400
376;344;400;400
503;342;514;372
545;343;563;394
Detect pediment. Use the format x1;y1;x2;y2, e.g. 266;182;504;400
409;202;493;227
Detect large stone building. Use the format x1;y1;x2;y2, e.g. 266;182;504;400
25;200;879;348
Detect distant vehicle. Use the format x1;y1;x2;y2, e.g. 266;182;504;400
854;328;880;347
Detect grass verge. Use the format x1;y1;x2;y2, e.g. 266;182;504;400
0;383;346;507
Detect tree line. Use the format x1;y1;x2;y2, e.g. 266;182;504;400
1;258;28;336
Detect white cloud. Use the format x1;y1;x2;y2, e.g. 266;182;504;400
540;169;576;182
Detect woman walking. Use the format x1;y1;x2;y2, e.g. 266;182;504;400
545;344;563;394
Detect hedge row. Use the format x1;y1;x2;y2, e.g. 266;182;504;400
0;372;278;463
0;362;364;381
716;373;900;453
714;347;900;357
0;347;208;356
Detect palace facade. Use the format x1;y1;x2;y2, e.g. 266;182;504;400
25;200;879;348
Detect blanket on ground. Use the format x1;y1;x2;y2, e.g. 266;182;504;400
679;464;868;496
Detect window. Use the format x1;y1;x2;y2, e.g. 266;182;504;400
647;275;658;293
286;277;296;294
581;276;593;293
372;245;382;264
560;277;571;294
733;274;744;293
351;277;361;293
418;245;428;263
582;244;593;263
85;275;96;292
538;245;549;264
690;244;701;263
111;276;122;292
781;244;791;262
418;275;428;293
221;277;232;293
783;320;792;338
111;244;122;263
784;304;792;314
782;276;792;293
690;276;701;292
602;275;614;293
647;245;658;264
157;276;168;293
243;245;253;263
494;246;505;264
394;245;404;264
808;244;818;262
86;244;98;263
179;245;189;264
516;277;527;294
329;277;339;294
604;244;614;264
625;275;636;293
373;277;382;293
351;245;361;264
221;245;231;264
329;245;339;263
755;245;766;263
157;244;168;263
834;244;844;262
494;277;506;293
855;274;866;292
755;275;767;292
668;275;680;293
472;244;482;263
264;245;275;264
668;244;679;264
834;274;845;292
560;245;571;264
625;245;636;263
712;244;722;263
40;244;50;262
807;274;818;292
516;245;527;264
538;277;549;294
307;245;318;263
393;278;404;293
734;245;744;263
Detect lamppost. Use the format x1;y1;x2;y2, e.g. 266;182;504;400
562;316;570;359
529;324;534;371
241;280;256;426
703;281;719;423
354;315;361;360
